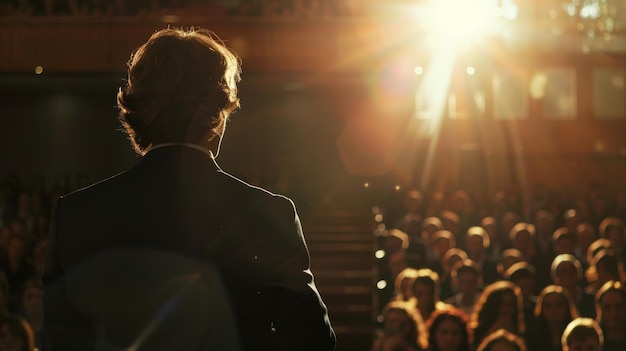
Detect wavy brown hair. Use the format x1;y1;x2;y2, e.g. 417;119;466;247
117;27;241;154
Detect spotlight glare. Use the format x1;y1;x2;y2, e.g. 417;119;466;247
466;66;476;75
35;66;43;75
414;66;424;75
374;214;384;223
377;280;387;289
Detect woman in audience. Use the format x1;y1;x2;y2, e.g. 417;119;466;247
426;307;472;351
469;281;525;349
595;280;626;351
526;285;578;351
373;301;428;351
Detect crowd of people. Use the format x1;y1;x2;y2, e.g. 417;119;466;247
374;184;626;351
0;173;57;350
3;164;626;351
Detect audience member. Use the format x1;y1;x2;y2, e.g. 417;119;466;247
561;318;603;351
373;301;428;351
410;268;448;323
503;262;537;323
440;248;469;301
469;281;525;349
426;307;472;351
465;226;498;284
445;259;483;318
526;285;578;351
594;281;626;351
551;254;596;318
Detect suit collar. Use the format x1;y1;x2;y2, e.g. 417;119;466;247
137;144;221;172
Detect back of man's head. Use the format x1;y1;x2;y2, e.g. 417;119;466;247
117;28;241;154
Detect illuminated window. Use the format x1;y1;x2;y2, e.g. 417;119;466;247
493;70;528;119
537;68;577;119
593;67;624;119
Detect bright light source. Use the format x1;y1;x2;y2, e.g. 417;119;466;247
395;185;401;191
364;182;370;188
466;66;476;75
35;66;43;75
375;250;386;259
414;66;424;75
413;0;501;53
375;214;383;223
377;280;387;289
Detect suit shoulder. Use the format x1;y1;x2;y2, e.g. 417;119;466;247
58;170;129;203
216;170;295;210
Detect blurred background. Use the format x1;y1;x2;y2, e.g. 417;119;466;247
1;1;626;350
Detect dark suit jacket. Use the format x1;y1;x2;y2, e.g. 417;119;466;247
42;145;336;351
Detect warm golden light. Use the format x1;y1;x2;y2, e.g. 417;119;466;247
414;0;501;53
35;66;43;74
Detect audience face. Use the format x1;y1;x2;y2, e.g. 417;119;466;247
513;231;531;253
435;238;452;258
457;271;480;298
414;282;435;310
433;317;464;351
514;276;534;300
542;292;569;325
556;262;579;290
467;235;485;259
384;310;412;338
498;291;517;319
599;290;625;332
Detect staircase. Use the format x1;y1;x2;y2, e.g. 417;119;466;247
302;206;376;351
